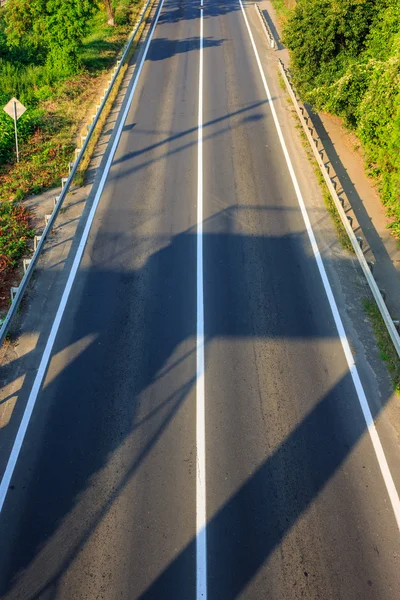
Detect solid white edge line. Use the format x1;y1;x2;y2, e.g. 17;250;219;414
0;0;166;514
196;0;207;598
238;0;400;531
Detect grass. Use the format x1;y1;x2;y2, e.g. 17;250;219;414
0;202;34;276
269;0;291;22
0;74;97;203
277;71;286;92
364;299;400;393
0;0;147;202
0;0;144;178
80;0;142;72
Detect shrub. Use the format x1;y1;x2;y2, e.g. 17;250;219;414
284;0;400;231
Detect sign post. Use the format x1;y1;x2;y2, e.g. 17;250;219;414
3;97;27;163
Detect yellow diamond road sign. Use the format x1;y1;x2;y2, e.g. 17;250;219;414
3;97;26;121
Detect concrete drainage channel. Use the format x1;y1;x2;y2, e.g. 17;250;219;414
254;3;400;360
0;0;155;346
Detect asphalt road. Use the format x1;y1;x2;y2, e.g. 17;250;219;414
0;0;400;598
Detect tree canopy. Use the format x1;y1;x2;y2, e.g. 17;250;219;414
284;0;400;233
5;0;97;75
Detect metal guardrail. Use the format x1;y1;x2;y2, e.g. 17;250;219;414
278;59;400;358
255;3;276;49
0;0;154;346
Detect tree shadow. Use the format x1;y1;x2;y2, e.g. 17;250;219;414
147;36;225;60
80;37;123;73
0;0;397;594
111;99;270;168
0;218;394;598
139;371;367;599
157;0;241;25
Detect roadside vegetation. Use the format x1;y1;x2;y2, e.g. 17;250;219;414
281;0;400;238
0;0;143;293
273;1;400;389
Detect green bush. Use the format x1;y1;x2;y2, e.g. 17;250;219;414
0;1;142;169
284;0;400;231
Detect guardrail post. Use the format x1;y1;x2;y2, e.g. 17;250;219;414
10;287;18;302
347;215;353;228
34;235;42;251
356;236;363;250
23;258;32;273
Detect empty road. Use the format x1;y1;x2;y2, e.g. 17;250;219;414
0;0;399;598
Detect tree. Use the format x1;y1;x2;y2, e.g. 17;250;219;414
103;0;115;26
5;0;97;75
283;0;400;235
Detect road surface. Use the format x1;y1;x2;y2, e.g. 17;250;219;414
0;0;399;598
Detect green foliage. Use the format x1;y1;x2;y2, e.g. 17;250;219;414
0;202;34;272
0;0;139;167
284;0;400;234
5;0;97;75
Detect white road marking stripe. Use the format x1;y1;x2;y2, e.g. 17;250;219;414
238;0;400;531
0;0;166;514
196;0;207;598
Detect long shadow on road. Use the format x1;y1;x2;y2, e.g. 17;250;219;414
0;217;394;598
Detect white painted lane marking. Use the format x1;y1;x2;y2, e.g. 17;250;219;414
196;0;207;598
238;0;400;531
0;0;166;514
